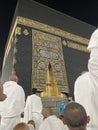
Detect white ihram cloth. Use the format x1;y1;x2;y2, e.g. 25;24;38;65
39;115;65;130
28;124;35;130
23;94;43;130
74;72;98;130
0;81;25;130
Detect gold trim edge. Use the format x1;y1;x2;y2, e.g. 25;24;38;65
17;16;89;45
2;19;18;69
2;16;90;69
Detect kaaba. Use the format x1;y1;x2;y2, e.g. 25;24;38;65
1;0;96;114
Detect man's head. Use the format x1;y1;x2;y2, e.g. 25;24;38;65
28;120;35;128
68;96;73;102
9;74;19;83
64;102;90;130
42;107;53;119
13;123;29;130
32;88;37;94
88;28;98;50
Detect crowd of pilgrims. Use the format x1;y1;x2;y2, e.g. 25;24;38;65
1;28;98;130
0;74;70;130
0;73;96;130
0;76;90;130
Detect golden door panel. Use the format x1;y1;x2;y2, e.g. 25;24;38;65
32;29;68;97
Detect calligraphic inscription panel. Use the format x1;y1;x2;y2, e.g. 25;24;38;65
32;30;68;92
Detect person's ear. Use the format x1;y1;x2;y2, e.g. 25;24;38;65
87;116;90;124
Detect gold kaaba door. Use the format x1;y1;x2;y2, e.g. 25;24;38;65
41;63;63;97
32;29;69;97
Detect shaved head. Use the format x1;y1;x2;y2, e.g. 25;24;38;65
64;102;88;130
13;123;29;130
9;74;19;83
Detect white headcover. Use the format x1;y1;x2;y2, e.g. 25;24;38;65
88;28;98;49
88;28;98;78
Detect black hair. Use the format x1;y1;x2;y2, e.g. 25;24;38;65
32;88;37;94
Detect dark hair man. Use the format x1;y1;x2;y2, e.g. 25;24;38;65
64;102;90;130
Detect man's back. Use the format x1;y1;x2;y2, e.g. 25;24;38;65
39;107;65;130
0;74;25;130
0;81;25;117
74;72;98;128
40;115;65;130
30;94;42;113
23;89;43;129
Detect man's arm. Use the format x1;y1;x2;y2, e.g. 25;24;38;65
0;82;7;101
